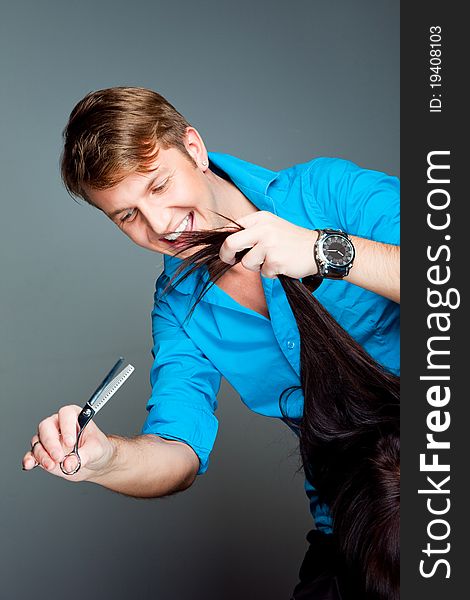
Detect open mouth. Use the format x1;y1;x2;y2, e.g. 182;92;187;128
160;212;194;245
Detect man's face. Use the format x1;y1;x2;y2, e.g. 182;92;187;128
84;145;222;257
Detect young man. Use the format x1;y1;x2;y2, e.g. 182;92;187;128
22;87;400;596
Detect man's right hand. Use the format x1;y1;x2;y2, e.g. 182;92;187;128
22;405;115;482
22;406;199;497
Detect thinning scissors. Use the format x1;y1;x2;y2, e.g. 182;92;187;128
59;357;134;475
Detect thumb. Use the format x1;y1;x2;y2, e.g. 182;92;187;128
60;451;82;475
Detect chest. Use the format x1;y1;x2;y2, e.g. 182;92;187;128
215;266;270;319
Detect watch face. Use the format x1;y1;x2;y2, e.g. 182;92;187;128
322;235;354;266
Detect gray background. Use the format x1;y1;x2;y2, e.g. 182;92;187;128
0;1;399;599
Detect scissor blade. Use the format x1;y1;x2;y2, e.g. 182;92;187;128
90;364;135;414
87;357;124;406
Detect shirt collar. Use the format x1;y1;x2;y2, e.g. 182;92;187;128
162;152;279;285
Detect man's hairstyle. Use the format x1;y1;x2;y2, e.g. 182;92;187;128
60;86;194;204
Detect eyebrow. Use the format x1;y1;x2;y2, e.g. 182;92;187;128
108;168;161;219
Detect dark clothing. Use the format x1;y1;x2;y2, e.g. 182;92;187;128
291;531;361;600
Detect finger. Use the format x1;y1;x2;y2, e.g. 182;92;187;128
240;246;267;272
61;452;81;475
22;442;41;470
22;454;40;470
30;437;56;471
260;269;278;279
235;211;269;229
58;405;81;450
260;260;280;279
219;229;260;264
38;414;67;464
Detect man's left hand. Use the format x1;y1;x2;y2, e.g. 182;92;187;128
219;211;319;279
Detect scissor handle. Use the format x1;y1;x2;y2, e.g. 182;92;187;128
59;405;94;475
60;450;81;475
57;359;134;476
77;404;95;430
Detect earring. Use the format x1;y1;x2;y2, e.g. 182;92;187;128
202;160;208;167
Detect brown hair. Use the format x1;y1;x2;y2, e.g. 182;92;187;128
60;86;195;203
161;220;400;599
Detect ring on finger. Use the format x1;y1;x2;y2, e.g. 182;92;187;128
30;439;41;468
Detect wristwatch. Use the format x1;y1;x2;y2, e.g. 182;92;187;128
313;228;355;279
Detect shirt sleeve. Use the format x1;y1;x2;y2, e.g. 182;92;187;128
305;158;400;245
140;283;221;475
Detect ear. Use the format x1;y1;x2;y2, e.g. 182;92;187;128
183;126;209;171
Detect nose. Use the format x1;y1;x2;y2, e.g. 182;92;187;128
139;202;171;239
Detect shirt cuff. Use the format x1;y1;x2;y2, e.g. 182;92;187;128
141;401;218;475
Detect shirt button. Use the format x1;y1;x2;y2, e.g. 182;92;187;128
287;340;295;350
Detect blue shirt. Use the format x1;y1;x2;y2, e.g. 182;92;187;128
141;152;400;533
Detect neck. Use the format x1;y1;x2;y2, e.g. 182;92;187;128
206;168;259;221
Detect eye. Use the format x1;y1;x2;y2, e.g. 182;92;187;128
120;208;137;223
151;177;170;194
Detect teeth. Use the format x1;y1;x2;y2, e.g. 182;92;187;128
164;214;190;241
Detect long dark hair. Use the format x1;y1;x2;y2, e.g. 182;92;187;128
160;217;400;599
